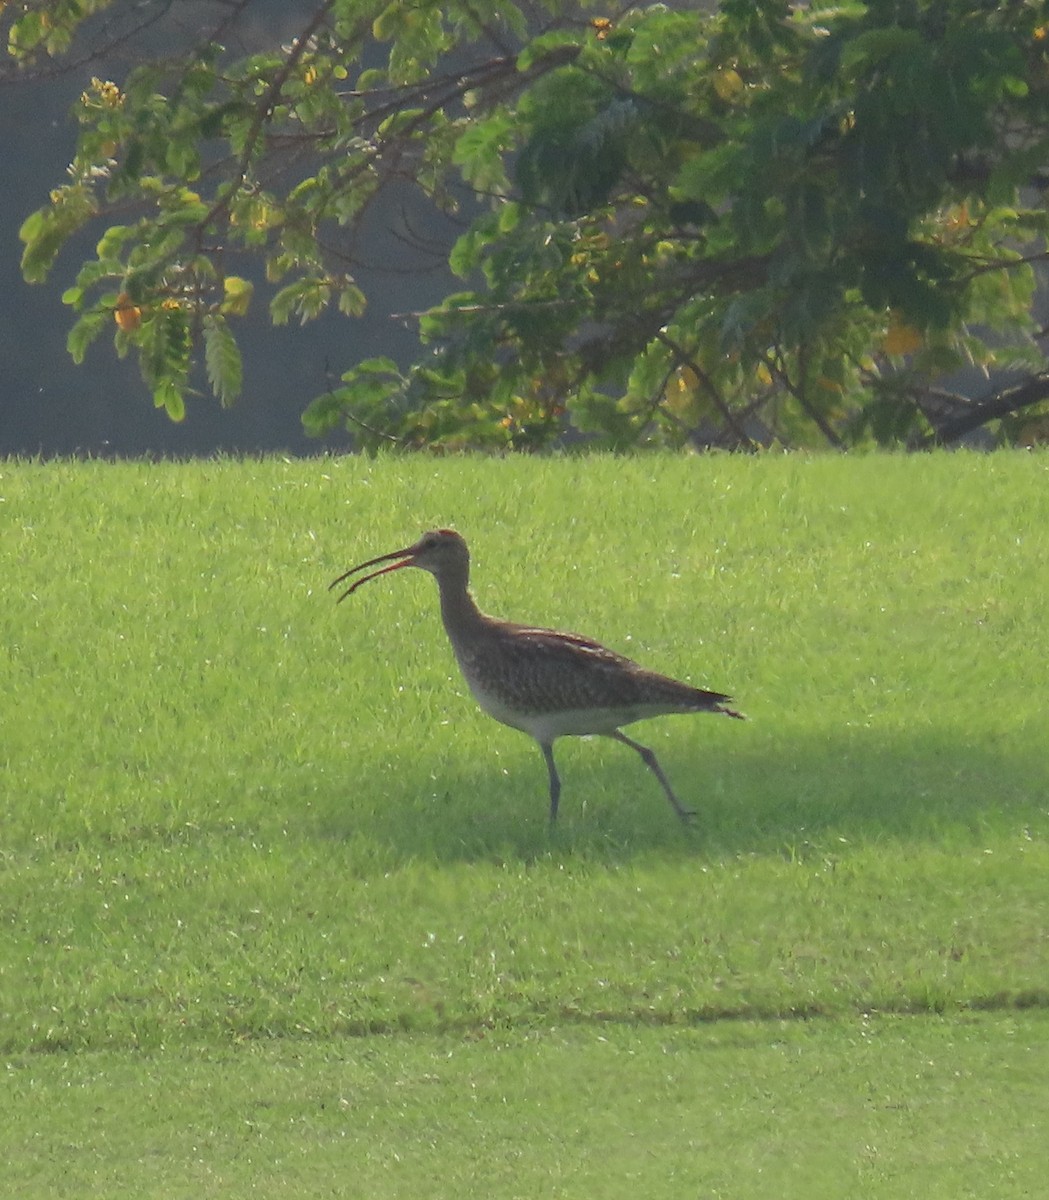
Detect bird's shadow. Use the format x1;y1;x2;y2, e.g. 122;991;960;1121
304;726;1044;866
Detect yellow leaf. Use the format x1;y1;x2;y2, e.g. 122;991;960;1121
113;292;141;332
713;69;744;102
881;317;923;356
942;202;970;233
221;276;254;317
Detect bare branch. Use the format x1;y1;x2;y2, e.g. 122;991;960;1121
927;374;1049;446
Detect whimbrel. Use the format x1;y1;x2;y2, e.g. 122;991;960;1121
330;529;743;823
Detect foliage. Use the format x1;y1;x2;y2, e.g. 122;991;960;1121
9;0;1049;447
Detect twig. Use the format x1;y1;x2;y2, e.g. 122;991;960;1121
653;330;756;448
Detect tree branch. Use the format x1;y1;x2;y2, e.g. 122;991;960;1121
927;374;1049;446
199;0;340;229
653;330;757;449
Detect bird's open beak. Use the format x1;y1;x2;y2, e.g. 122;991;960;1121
329;545;417;603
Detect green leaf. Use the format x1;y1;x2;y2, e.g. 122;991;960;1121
203;314;243;407
154;379;186;422
372;3;403;42
95;225;134;261
66;310;108;364
301;389;348;436
20;207;90;284
139;304;191;404
839;27;923;75
270;278;332;325
345;356;402;379
337;283;367;317
452;113;514;191
516;29;582;73
448;227;487;278
18;209;46;248
376;107;425;138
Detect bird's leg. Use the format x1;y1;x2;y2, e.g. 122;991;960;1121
541;741;561;823
609;731;696;824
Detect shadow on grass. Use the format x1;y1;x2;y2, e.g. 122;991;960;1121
304;725;1047;866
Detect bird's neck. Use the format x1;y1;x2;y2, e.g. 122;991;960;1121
435;567;486;645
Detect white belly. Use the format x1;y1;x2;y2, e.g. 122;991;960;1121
462;673;640;743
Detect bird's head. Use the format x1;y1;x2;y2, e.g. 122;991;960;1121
329;528;469;602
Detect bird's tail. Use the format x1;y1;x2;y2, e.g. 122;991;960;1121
699;689;746;720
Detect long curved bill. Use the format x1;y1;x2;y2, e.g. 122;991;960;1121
329;545;417;603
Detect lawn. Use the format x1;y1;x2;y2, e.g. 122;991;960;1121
1;452;1047;1195
5;1013;1048;1198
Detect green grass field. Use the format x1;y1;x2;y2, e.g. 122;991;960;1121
2;452;1047;1196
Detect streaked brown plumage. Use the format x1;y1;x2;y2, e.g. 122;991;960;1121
330;529;743;823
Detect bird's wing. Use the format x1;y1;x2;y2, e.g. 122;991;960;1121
468;622;710;715
502;623;635;663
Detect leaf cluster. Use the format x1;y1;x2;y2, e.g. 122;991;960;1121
11;0;1049;446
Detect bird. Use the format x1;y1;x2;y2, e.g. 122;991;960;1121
330;529;743;824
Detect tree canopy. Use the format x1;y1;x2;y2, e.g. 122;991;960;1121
10;0;1049;450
